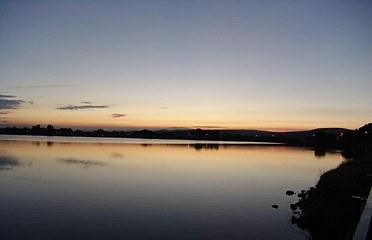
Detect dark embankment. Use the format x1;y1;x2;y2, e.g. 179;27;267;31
290;124;372;240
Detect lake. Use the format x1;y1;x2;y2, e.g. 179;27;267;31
0;135;343;239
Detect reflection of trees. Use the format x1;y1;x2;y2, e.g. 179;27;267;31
0;155;20;170
193;144;219;151
341;151;354;159
314;149;326;158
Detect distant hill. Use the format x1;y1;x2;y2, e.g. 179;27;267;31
210;128;350;140
2;123;369;150
273;128;350;140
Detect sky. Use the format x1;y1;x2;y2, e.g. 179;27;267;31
0;0;371;131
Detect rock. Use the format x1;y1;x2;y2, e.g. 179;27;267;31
272;204;279;209
298;192;306;198
286;190;295;196
290;204;297;211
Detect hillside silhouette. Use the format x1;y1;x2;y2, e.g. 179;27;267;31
1;123;371;149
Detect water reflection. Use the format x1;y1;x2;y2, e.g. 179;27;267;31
0;154;20;170
57;158;107;167
193;143;220;150
0;137;344;240
111;152;124;159
314;149;326;158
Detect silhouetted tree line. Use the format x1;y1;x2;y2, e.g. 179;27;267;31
303;123;372;153
0;123;371;150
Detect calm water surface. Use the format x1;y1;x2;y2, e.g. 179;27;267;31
0;136;343;239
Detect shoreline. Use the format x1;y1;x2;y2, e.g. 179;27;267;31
290;151;372;240
0;134;283;145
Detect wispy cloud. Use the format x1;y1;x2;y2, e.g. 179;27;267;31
81;101;92;104
0;111;12;115
57;105;109;110
0;95;25;110
193;126;224;129
10;84;77;89
111;113;126;118
0;94;16;98
0;116;9;122
159;106;169;109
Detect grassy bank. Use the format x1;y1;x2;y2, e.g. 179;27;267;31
291;151;372;240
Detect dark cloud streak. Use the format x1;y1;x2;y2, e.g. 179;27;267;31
193;126;224;129
0;95;25;110
112;113;126;118
57;105;109;110
0;95;16;98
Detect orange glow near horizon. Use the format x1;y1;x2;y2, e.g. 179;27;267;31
3;116;357;132
0;140;344;189
3;100;367;131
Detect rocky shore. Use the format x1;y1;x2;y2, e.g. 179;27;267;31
289;152;372;239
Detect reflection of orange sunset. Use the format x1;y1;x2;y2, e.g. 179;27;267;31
2;140;341;185
0;135;351;239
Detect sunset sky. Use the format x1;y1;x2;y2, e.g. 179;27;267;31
0;0;371;131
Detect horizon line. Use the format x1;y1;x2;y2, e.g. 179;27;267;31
0;123;354;133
